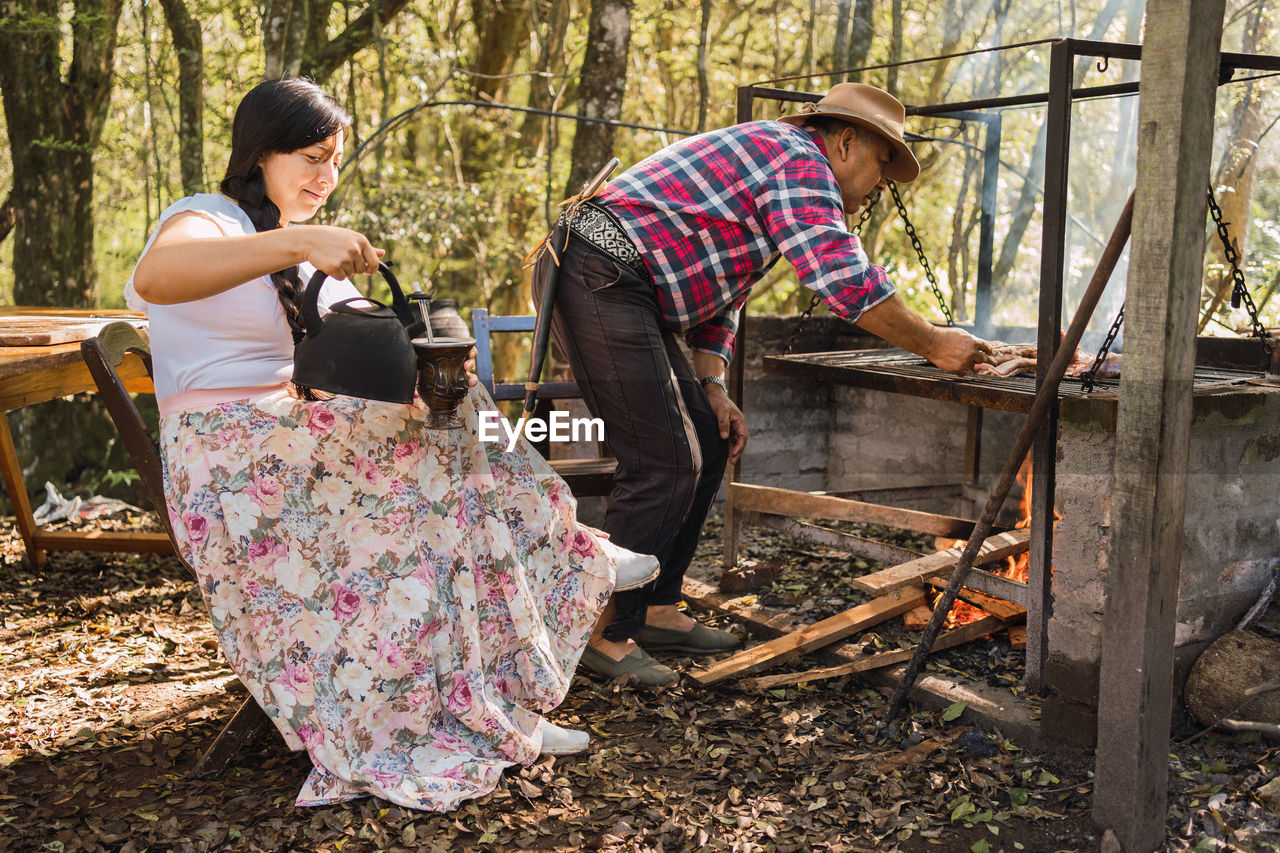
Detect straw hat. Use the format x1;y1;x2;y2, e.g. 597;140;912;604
778;82;920;183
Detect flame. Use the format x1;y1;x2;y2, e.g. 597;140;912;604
928;593;989;627
1003;455;1034;583
926;453;1059;628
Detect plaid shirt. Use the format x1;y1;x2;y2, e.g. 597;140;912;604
598;120;895;363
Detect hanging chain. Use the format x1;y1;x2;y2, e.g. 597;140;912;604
783;204;875;355
1207;186;1272;363
1080;302;1125;394
888;180;954;328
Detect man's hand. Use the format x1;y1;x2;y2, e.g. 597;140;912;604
856;295;992;376
924;326;993;376
705;384;748;465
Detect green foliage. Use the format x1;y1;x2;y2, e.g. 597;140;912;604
99;468;140;489
30;138;96;153
0;0;1275;340
0;11;62;34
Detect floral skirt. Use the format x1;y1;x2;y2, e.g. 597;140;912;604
160;386;616;810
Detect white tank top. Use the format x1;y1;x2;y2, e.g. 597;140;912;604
124;194;361;405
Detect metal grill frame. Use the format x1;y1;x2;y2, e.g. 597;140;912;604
730;40;1280;693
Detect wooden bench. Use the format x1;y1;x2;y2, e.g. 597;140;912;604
471;309;617;496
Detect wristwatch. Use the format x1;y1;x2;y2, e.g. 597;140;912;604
698;374;728;393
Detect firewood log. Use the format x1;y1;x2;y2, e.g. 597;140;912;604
1184;630;1280;731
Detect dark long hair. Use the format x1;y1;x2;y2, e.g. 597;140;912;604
219;78;351;346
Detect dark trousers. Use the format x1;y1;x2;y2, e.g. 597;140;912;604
533;232;728;642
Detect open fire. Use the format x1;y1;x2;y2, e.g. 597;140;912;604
921;453;1049;630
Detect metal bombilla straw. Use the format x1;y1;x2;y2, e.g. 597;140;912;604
410;281;434;344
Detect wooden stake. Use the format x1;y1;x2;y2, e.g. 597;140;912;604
1093;6;1225;847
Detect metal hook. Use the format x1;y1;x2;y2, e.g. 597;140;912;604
1096;56;1109;73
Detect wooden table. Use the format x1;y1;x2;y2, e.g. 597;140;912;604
0;307;174;565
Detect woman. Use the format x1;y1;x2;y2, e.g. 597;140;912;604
126;78;657;811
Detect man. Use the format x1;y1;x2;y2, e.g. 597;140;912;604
534;82;992;686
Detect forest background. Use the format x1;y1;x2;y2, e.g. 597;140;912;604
0;0;1276;500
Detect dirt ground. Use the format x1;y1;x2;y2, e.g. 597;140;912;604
1;509;1278;853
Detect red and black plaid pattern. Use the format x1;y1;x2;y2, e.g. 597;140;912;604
598;121;895;362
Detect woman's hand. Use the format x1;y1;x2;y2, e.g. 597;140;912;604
465;346;479;387
296;225;384;281
133;217;385;305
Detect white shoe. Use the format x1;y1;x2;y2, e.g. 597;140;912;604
594;534;660;591
539;720;590;756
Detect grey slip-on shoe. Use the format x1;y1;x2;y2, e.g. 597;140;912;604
635;622;740;654
580;645;678;686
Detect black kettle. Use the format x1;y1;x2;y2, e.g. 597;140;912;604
291;262;426;404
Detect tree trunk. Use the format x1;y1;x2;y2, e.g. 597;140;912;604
847;0;874;77
832;0;851;76
294;0;413;84
159;0;205;194
1198;0;1272;333
565;0;632;196
801;0;816;82
696;0;712;131
990;0;1124;297
0;192;13;245
0;0;124;307
452;0;534;185
262;0;295;79
518;0;572;159
885;0;902;95
0;0;125;513
469;0;533;101
948;138;979;323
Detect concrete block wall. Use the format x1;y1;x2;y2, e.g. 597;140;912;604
1044;388;1280;742
737;315;1026;507
735;315;875;493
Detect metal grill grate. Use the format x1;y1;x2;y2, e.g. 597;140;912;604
764;349;1262;413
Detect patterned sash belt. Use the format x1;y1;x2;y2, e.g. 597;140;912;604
560;201;650;280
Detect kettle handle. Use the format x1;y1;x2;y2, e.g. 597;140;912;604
376;262;420;332
299;262;419;338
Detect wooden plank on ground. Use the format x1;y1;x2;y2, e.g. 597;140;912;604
902;604;932;631
726;482;979;539
955;565;1030;606
850;528;1031;596
742;614;1007;690
741;511;923;565
1008;625;1027;651
681;577;800;639
684;576;909;671
686;585;927;686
